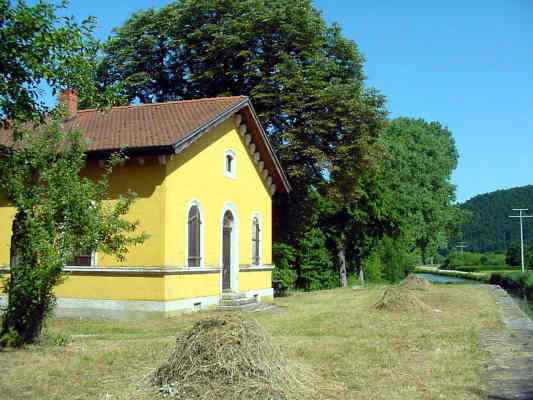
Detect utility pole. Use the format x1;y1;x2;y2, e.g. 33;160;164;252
509;209;533;273
456;242;468;255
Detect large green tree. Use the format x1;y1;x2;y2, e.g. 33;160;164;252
0;0;118;123
0;0;144;346
379;118;460;263
96;0;388;289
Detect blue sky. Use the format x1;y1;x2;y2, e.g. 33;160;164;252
56;0;532;202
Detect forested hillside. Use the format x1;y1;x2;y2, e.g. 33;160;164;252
460;185;533;252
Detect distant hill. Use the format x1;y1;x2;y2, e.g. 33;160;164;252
459;185;533;252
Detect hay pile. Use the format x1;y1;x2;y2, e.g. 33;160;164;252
152;314;313;400
374;287;431;312
400;274;432;291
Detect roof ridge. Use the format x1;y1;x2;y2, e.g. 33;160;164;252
77;96;248;114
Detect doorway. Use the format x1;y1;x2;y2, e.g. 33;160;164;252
222;210;234;291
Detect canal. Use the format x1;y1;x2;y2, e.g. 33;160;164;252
415;272;533;319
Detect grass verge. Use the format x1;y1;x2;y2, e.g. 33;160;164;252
0;285;501;399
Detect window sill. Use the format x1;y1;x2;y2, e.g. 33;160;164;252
239;264;274;271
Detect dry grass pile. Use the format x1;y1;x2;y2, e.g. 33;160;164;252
400;274;432;290
374;286;431;312
152;313;314;400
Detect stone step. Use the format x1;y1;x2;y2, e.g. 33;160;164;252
216;302;260;312
220;291;247;300
218;297;256;307
216;292;259;311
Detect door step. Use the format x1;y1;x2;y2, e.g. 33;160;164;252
216;292;259;311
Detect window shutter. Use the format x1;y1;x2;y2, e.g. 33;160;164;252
188;206;201;267
252;217;260;265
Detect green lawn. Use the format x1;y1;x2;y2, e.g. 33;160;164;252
0;285;502;399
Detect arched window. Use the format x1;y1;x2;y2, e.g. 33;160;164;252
252;216;261;265
226;154;233;173
188;205;202;267
224;149;236;178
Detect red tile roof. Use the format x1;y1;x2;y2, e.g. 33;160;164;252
0;96;291;193
76;96;247;151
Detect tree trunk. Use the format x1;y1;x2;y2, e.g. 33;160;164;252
1;211;48;347
9;211;21;267
338;245;348;288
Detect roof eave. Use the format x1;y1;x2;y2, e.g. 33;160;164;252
243;101;292;194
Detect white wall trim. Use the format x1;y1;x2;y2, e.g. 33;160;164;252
0;288;274;320
185;199;205;268
240;265;274;272
62;266;222;275
219;202;239;292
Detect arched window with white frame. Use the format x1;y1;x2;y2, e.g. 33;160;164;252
224;149;236;178
251;215;261;266
188;204;202;267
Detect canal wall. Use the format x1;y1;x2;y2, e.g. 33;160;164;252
481;285;533;399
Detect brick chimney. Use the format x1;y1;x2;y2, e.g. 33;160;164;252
58;89;78;117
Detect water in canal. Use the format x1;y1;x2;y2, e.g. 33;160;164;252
414;272;475;284
415;272;533;319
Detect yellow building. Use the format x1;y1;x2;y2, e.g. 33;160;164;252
0;93;290;318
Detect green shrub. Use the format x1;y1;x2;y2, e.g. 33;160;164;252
490;272;533;298
442;251;506;269
361;236;416;283
272;243;297;291
362;251;383;282
0;327;23;348
296;228;337;290
41;331;69;347
505;245;521;267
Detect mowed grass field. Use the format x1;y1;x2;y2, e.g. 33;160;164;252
0;285;502;400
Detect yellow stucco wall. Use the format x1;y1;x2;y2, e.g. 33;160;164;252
0;191;16;267
54;274;166;300
239;270;272;291
0;270;271;301
0;161;166;268
163;118;272;269
0;116;274;302
164;273;220;300
82;161;167;267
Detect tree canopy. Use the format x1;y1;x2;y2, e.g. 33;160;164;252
378;118;460;263
0;0;119;123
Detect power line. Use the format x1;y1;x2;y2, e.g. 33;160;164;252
509;209;533;273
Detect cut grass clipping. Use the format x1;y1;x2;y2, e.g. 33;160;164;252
400;274;432;291
374;286;431;312
153;314;314;399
